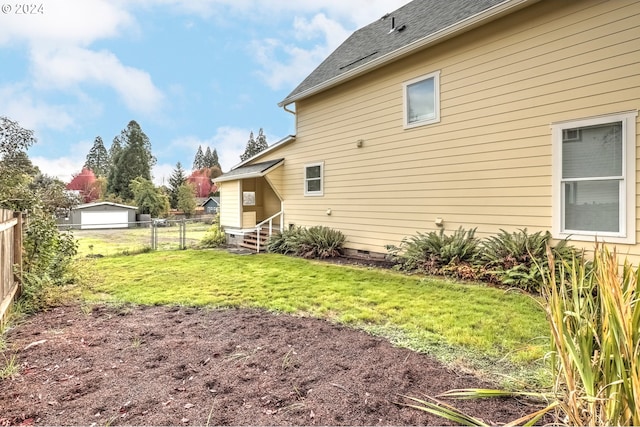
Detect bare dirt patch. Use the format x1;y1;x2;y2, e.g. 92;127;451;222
1;304;540;425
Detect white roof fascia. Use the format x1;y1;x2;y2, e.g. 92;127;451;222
75;201;138;210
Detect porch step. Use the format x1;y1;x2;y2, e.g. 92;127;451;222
240;230;270;252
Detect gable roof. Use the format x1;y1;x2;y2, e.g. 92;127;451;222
279;0;537;107
200;196;220;207
216;158;285;183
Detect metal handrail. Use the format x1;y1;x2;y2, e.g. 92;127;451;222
254;211;283;252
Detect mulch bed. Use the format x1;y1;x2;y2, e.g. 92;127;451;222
0;304;542;425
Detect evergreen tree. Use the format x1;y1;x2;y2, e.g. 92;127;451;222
240;129;268;162
84;136;109;177
193;145;205;170
211;148;220;169
255;128;268;152
168;161;186;209
106;120;155;200
240;131;256;162
108;137;122;173
203;146;213;168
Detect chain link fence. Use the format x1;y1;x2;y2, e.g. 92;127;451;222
64;219;214;257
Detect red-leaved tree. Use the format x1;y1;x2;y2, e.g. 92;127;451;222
187;166;221;198
66;167;100;202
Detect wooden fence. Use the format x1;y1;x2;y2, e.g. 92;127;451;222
0;209;23;324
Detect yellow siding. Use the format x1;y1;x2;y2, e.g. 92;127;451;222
248;0;640;258
219;181;241;229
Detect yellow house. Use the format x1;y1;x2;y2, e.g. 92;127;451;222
217;0;640;259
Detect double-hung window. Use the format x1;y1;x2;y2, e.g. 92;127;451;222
552;111;637;243
304;162;323;196
403;71;440;128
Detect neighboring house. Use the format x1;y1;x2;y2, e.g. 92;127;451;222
200;196;220;214
217;0;640;259
64;202;138;230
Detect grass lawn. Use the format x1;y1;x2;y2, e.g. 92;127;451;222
81;249;551;386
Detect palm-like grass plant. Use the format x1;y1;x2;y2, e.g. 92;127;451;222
402;244;640;426
544;244;640;425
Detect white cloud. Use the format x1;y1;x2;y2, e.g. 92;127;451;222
0;0;162;118
31;156;85;183
0;84;74;132
31;47;164;115
251;13;351;91
137;0;411;28
249;0;411;91
152;163;175;187
0;0;134;47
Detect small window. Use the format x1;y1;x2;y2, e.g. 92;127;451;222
403;71;440;128
242;191;255;206
304;162;323;196
552;111;637;243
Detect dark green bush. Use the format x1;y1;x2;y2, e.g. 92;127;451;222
479;228;579;293
392;227;481;278
297;226;346;259
267;227;304;255
267;226;345;259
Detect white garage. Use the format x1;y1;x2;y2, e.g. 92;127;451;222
80;211;129;229
69;202;138;230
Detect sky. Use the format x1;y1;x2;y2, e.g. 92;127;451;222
0;0;411;186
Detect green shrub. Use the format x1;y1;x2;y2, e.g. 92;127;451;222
479;228;578;293
267;225;345;259
200;223;226;248
20;211;79;312
267;227;304;255
392;227;480;278
297;226;345;259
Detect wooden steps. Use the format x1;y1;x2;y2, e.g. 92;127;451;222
238;229;270;252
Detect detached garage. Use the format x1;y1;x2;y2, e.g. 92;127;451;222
69;202;138;229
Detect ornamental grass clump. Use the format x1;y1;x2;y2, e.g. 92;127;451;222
543;244;640;425
401;244;640;426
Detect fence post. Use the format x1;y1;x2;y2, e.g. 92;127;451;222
150;222;156;250
181;219;186;250
13;212;23;297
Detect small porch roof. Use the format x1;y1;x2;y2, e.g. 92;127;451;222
215;158;284;183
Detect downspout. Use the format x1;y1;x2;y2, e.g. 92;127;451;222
283;103;296;116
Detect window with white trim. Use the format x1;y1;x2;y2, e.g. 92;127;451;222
304;162;323;196
552;111;637;243
403;71;440;128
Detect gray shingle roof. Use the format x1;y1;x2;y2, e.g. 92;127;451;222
216;158;284;182
279;0;512;106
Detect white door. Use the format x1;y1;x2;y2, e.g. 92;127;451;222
80;211;129;229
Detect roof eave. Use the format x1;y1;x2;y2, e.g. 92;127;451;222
231;135;296;170
216;159;285;183
277;0;538;108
